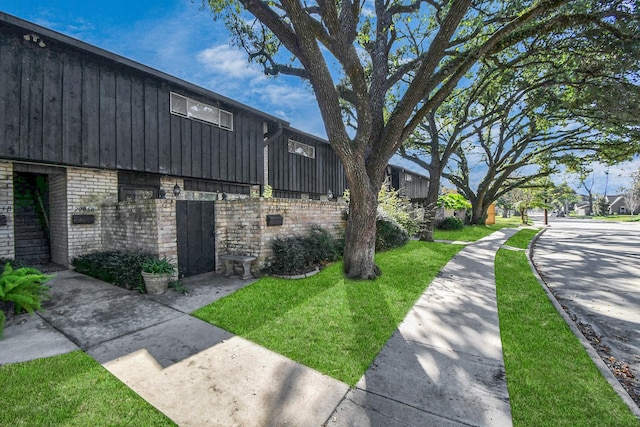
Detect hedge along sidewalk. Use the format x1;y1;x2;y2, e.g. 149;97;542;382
193;240;462;385
495;229;640;426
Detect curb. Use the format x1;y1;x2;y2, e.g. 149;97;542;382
527;227;640;420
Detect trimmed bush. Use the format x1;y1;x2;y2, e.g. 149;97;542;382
72;251;154;292
376;218;409;251
268;236;311;275
266;226;340;275
304;225;339;265
436;216;464;230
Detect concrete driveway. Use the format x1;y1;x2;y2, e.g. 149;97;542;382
531;217;640;406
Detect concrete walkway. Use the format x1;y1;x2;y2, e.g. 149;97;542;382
330;228;517;426
1;229;518;426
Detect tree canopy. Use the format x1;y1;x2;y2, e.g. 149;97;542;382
207;0;639;278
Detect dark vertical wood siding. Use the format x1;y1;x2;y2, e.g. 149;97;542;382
395;168;430;200
268;129;348;197
0;25;264;184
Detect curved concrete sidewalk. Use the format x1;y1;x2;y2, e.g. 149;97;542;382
329;228;518;426
1;229;517;426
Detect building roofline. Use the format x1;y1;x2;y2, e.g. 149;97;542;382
0;11;290;126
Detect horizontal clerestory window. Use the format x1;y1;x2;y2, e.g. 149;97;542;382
170;92;234;131
288;139;316;159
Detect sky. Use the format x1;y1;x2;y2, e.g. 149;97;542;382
1;0;638;196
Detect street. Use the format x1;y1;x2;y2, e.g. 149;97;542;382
531;216;640;406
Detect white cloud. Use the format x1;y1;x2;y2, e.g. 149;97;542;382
258;84;315;108
197;45;263;80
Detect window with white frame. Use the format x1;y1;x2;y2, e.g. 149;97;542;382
170;92;234;131
288;139;316;159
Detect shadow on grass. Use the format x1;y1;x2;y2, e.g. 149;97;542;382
192;263;344;335
193;241;462;385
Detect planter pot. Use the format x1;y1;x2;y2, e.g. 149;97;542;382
141;272;171;295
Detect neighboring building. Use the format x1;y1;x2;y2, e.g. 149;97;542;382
574;202;591;216
0;13;430;277
386;165;431;203
608;195;638;215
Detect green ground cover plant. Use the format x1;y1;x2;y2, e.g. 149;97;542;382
72;251;153;292
0;351;175;426
496;231;639;427
0;263;51;337
194;241;461;385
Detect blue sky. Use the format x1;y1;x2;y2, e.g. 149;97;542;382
1;0;637;195
1;0;325;137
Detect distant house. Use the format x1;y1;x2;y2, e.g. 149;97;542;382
574;201;592;216
608;195;638;215
607;196;630;215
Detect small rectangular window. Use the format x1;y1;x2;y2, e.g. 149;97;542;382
288;139;316;159
170;92;187;116
188;99;219;125
170;92;233;131
219;110;234;131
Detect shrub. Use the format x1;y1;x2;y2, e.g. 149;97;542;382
304;225;339;265
268;236;311;275
266;226;340;275
0;258;33;270
0;263;51;336
436;216;464;230
376;218;409;251
378;182;420;236
72;251;153;292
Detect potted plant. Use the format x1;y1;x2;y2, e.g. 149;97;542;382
141;257;176;295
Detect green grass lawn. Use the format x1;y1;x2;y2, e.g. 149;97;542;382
593;214;640;222
193;241;461;385
433;216;524;242
496;231;639;427
0;351;175;427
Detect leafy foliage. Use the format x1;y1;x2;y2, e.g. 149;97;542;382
305;225;340;266
266;226;340;275
437;193;471;210
378;181;420;237
435;217;464;231
0;258;33;269
0;263;51;315
72;251;153;292
141;257;176;275
595;196;611;216
207;0;638;278
376;217;409;251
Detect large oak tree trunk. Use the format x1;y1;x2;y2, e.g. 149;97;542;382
469;201;488;225
341;156;384;279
